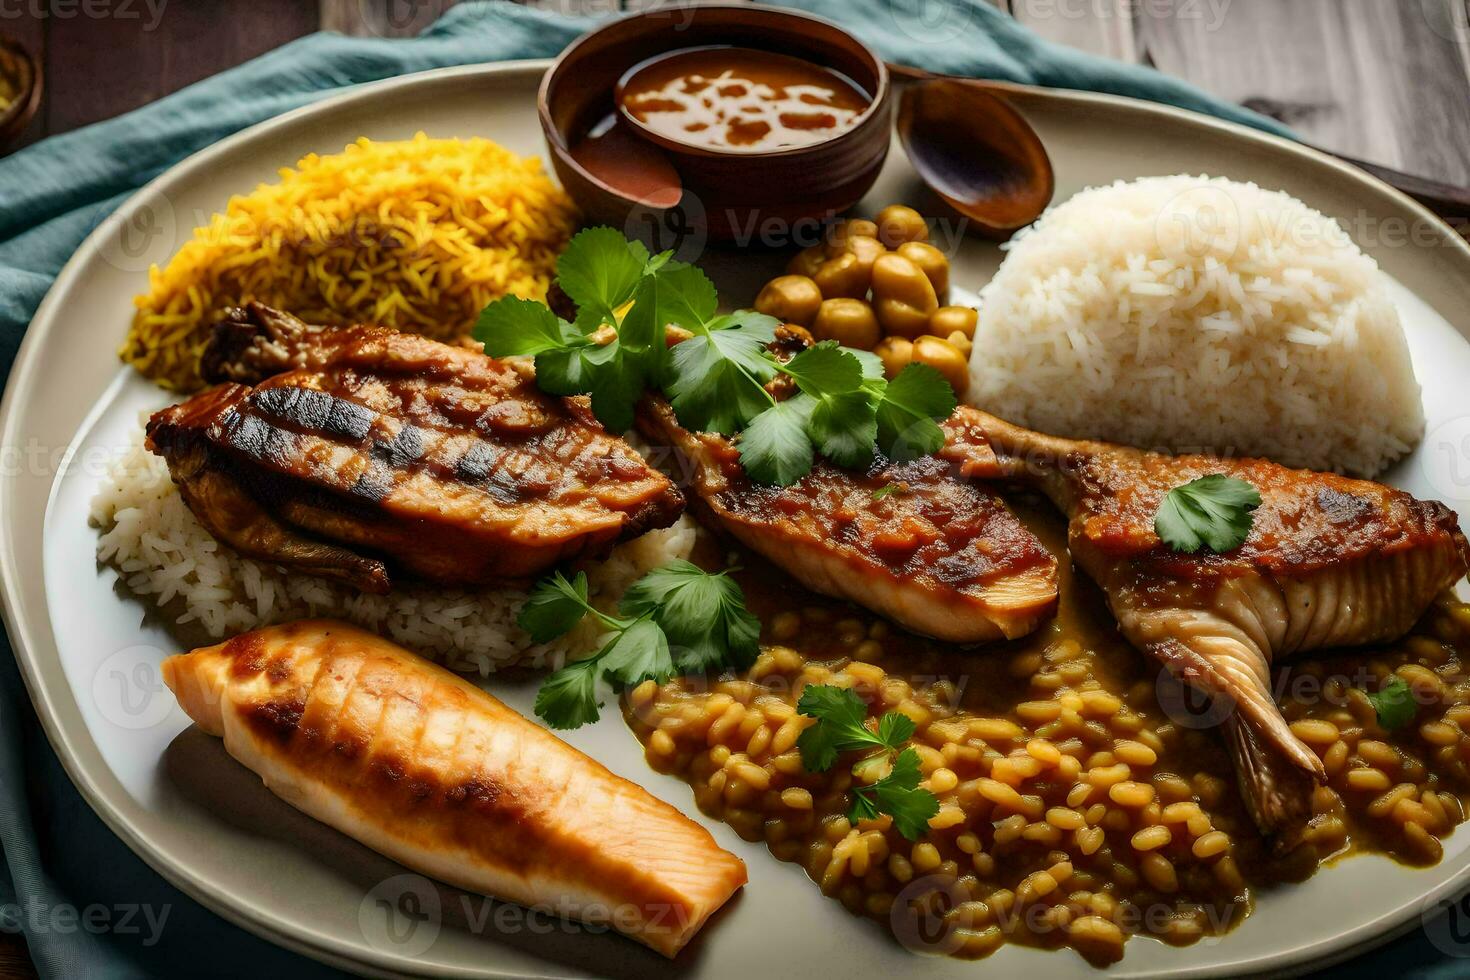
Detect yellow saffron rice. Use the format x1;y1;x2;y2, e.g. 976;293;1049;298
122;133;578;390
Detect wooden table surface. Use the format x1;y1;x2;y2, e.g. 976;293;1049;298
0;0;1467;976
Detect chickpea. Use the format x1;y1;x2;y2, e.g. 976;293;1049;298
911;335;970;395
842;234;887;277
755;275;823;326
875;204;930;249
929;305;977;340
870;252;938;337
811;298;881;350
825;218;880;255
897;241;950;304
946;330;973;359
874;337;914;380
786;244;826;279
813;251;871;299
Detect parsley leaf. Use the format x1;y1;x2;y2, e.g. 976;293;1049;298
851;748;941;840
474;296;586;357
528;561;760;730
666;312;780;434
873;363;957;462
810;389;879;469
797;686;939;839
783;343;878;469
1155;475;1262;553
556;227;650;325
475;229;960;488
739;396;815;486
795;685;912;771
619;559;761;673
533;337;619;397
877;710;918;748
1367;676;1417;730
652;262;719;334
517;570;596;644
534;658;604;730
597;617;674;688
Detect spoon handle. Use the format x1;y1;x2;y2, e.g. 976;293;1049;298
887;63;1470;232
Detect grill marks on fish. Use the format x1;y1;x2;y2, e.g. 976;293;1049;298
638;397;1058;643
162;621;747;956
942;407;1470;842
146;305;683;591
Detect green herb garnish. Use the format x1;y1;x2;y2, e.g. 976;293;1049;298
796;684;940;840
1154;474;1262;554
1366;676;1416;731
475;228;957;486
848;748;942;841
522;562;759;729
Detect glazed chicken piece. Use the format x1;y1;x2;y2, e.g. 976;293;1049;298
941;407;1470;839
638;397;1058;643
164;621;747;957
147;305;684;593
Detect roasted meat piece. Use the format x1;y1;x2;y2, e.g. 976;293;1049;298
942;407;1470;839
146;305;685;593
638;397;1059;644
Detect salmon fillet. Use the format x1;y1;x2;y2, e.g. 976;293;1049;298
942;407;1470;841
163;621;746;957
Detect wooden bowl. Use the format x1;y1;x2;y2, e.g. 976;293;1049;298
0;37;42;151
538;4;892;246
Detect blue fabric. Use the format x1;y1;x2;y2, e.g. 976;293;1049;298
0;1;1437;976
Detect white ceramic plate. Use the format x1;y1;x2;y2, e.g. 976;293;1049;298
4;60;1470;979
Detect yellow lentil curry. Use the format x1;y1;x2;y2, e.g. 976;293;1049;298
624;499;1470;965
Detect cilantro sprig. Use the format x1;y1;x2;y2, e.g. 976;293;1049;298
522;561;760;729
474;228;958;487
1366;676;1416;731
1154;474;1262;554
796;685;940;840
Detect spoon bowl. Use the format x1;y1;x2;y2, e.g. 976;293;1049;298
897;76;1054;237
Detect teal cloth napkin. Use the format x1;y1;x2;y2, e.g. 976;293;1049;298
0;1;1446;976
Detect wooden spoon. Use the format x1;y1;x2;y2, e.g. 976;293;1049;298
895;74;1055;237
891;62;1470;233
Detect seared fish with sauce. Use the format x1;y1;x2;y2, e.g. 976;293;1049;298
638;398;1058;643
163;621;747;957
941;407;1470;839
146;305;684;592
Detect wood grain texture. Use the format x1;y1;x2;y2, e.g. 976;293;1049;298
1136;0;1470;184
41;0;317;133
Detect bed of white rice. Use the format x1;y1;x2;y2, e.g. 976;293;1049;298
90;427;697;675
969;174;1424;476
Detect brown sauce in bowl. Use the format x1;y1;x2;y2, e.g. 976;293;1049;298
618;45;870;152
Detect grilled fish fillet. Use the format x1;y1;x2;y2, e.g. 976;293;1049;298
942;407;1470;839
638;397;1058;643
163;620;746;957
147;304;684;592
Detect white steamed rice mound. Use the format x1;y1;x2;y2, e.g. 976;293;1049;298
90;426;697;675
968;174;1424;476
